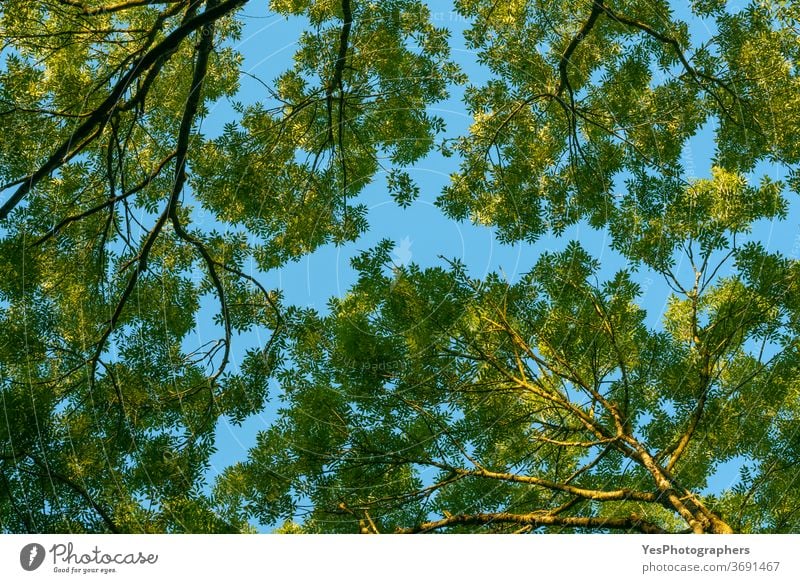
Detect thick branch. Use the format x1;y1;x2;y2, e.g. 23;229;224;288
398;511;666;534
625;442;706;533
0;0;247;221
167;0;232;383
451;467;661;505
326;0;353;144
57;0;185;15
555;0;604;97
89;0;223;382
330;0;353;97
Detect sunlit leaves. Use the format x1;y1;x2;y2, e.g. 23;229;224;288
440;0;799;247
3;0;800;535
0;0;451;533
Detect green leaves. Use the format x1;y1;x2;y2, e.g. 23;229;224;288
0;0;457;533
386;169;420;208
439;0;799;248
3;0;800;535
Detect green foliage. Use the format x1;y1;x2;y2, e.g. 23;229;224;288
3;0;800;534
0;0;455;533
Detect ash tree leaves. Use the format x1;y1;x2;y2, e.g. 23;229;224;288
3;0;800;535
386;169;420;208
438;0;800;243
0;0;456;533
609;166;787;270
221;232;800;533
213;0;800;535
190;0;459;268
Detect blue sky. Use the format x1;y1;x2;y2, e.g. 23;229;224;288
194;1;800;526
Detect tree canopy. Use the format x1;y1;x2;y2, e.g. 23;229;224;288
1;0;799;534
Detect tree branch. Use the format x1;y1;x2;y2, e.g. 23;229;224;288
56;0;186;16
87;0;224;385
326;0;353;142
449;466;661;505
599;5;740;119
0;0;248;221
555;0;604;97
32;152;177;247
27;455;121;533
398;510;666;534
